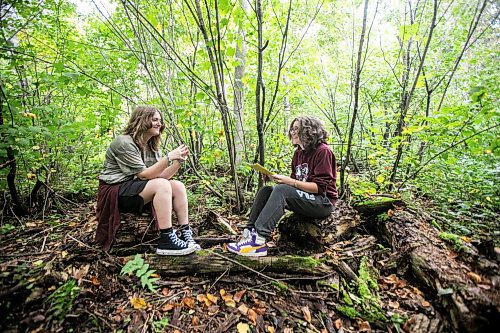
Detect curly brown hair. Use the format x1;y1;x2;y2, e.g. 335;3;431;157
123;106;165;151
288;116;328;150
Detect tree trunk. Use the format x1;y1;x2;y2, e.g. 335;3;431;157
376;210;500;333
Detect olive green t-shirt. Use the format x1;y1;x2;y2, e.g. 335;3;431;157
99;134;161;184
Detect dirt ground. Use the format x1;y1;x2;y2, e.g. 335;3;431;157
0;201;497;332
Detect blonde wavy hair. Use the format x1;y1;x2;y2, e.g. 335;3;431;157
123;106;165;151
288;116;328;151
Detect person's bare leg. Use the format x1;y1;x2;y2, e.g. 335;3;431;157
170;180;188;226
139;178;172;229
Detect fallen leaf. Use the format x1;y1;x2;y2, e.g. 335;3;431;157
358;320;371;331
162;288;170;296
388;300;400;309
247;308;258;325
238;303;249;315
225;299;236;308
182;297;195;309
237;322;250;333
267;326;275;333
253;307;266;315
421;300;431;307
234;289;246;302
334;318;343;329
73;264;90;281
387;209;394;217
206;293;219;304
302;306;312;323
460;236;472;243
192;315;200;326
130;297;147;310
207;305;220;316
161;303;175;312
91;276;100;286
466;272;481;284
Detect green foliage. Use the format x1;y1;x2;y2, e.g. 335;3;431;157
439;232;464;252
0;223;16;235
121;254;160;292
336;257;385;322
152;316;170;332
46;279;80;321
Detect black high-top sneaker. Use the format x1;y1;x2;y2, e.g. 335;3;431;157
156;230;196;256
178;226;202;250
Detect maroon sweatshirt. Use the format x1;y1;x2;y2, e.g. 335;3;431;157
291;142;338;200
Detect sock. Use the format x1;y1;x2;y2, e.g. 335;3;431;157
160;227;173;234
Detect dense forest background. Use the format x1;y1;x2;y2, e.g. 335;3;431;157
1;0;498;235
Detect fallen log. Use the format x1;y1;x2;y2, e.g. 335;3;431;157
278;200;362;251
376;210;500;333
142;251;332;276
351;197;403;216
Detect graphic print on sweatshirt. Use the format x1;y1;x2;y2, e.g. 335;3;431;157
295;163;309;181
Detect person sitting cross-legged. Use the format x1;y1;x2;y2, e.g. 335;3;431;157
227;116;338;257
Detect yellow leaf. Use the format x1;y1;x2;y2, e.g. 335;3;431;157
301;306;311;323
61;251;68;258
467;272;481;284
267;326;275;333
130;297;147;310
460;236;472;243
237;322;250;333
150;273;160;278
225;299;236;308
376;174;385;184
206;293;218;304
486;197;491;202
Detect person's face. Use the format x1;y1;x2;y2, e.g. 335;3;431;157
290;120;301;146
146;111;163;138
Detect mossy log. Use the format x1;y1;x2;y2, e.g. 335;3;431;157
351;197;403;216
278;200;362;251
141;251;332;276
377;210;500;333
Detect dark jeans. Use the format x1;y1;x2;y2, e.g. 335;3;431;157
246;184;334;239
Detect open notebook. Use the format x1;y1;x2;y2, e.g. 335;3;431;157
250;163;274;176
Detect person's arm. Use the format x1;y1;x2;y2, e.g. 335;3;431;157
272;174;319;193
159;159;183;179
137;145;189;180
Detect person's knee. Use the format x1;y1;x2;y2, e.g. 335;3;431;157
170;180;186;195
273;183;292;194
150;178;172;194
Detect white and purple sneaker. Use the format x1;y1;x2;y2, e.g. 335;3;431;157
227;229;267;257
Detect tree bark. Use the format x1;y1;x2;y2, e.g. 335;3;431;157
142;252;332;276
376;210;500;333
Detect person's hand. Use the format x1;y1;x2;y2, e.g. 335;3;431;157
168;144;189;162
271;174;294;186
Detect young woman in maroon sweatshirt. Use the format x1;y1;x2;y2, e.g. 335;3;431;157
228;116;338;256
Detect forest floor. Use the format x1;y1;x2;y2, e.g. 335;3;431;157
0;199;498;333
